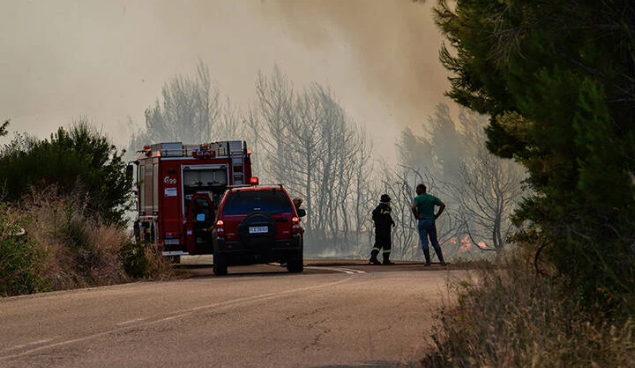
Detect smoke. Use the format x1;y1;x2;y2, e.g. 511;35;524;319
0;0;451;162
268;0;451;128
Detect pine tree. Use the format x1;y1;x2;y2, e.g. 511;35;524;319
435;0;635;313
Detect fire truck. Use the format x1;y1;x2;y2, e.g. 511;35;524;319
130;141;255;260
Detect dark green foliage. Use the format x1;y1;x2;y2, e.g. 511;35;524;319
119;241;150;279
0;207;50;296
0;236;50;296
0;120;133;226
435;0;635;313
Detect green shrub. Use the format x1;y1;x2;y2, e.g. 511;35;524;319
0;121;133;226
0;207;50;296
120;241;150;278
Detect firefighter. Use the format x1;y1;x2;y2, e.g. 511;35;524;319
369;194;396;265
292;197;305;235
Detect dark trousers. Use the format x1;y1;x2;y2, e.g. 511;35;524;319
371;230;392;259
418;219;444;263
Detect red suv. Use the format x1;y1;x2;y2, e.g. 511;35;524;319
211;184;306;275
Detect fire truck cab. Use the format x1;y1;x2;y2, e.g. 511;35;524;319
131;141;254;260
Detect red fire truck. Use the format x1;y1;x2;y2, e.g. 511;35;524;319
131;141;255;261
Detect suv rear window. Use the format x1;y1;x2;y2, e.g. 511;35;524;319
221;189;293;215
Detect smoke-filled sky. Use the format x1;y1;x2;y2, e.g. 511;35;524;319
1;0;453;161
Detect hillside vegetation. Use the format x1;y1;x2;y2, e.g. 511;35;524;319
0;122;172;296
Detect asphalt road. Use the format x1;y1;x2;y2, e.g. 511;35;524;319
0;259;463;368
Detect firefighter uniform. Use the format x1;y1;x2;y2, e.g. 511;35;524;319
370;194;396;265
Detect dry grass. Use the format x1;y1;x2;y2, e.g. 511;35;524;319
4;187;174;294
419;251;635;367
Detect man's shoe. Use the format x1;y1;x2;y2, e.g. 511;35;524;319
369;257;381;265
382;260;395;265
424;262;431;267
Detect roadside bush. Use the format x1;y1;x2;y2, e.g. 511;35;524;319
0;205;50;296
420;250;635;368
120;241;173;279
120;241;149;278
20;188;132;289
0;187;174;294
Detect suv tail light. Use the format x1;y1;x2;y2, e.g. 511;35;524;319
291;216;300;234
216;220;225;237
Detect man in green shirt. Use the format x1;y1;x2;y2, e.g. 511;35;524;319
411;183;447;266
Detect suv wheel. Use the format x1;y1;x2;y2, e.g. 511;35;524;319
213;253;228;276
286;247;304;273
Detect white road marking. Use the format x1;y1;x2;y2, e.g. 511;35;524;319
4;338;56;351
116;318;147;326
305;266;366;274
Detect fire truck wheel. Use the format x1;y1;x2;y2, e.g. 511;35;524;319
133;221;140;243
213;254;228;276
146;224;155;243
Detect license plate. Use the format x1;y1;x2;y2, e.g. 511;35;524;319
249;226;268;234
